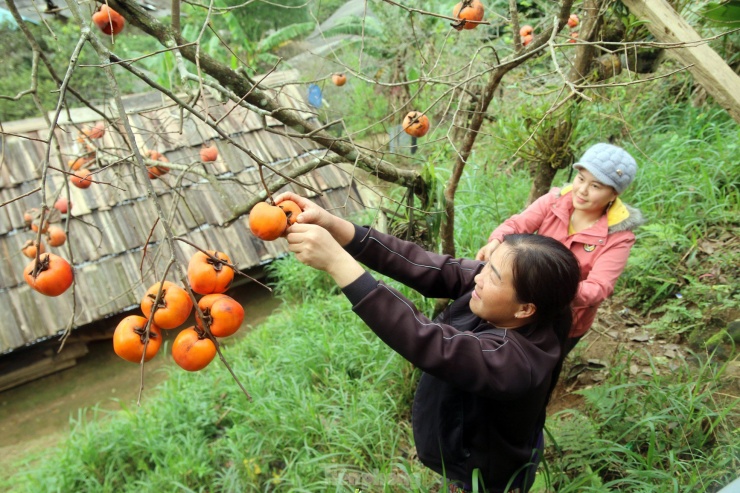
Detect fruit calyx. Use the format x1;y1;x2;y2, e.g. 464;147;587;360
147;289;169;309
198;308;213;330
206;253;228;272
133;326;159;344
29;254;51;279
193;325;209;340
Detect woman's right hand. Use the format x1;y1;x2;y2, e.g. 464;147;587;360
274;192;355;246
475;239;501;261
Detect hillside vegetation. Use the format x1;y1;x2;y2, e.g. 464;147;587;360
2;90;738;491
1;0;738;491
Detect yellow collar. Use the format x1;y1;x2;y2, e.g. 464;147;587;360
560;185;629;227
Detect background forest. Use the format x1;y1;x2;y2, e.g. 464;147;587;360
0;0;738;491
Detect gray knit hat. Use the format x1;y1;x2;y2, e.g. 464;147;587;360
573;143;637;194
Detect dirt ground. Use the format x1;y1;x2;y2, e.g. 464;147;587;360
0;282;280;476
549;299;740;414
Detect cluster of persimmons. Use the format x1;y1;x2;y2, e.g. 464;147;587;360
21;203;73;297
22;119;220;299
113;250;244;371
67;121;220;187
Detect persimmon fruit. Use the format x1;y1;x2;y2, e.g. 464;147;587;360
249;202;288;241
54;198;71;214
140;281;193;330
568;14;579;28
522;34;533;46
332;73;347;86
23;208;38;227
146;149;170;179
196;294;245;338
113;315;162;363
80;122;105;140
71;169;94;189
21;240;44;259
278;200;302;226
402;111;430;138
30;217;50;234
68;155;93;171
92;5;125;36
200;145;218;162
519;24;533;36
172;327;217;371
569;32;579;43
187;250;235;295
452;0;484;30
46;225;67;247
23;252;74;296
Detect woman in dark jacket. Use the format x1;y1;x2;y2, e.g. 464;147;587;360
277;192;581;493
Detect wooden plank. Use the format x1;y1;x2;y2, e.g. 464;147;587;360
0;291;25;353
622;0;740;124
0;342;88;392
0;232;26;290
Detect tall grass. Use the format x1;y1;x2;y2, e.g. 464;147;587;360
541;349;739;492
2;274;432;492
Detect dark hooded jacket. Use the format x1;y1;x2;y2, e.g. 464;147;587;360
341;225;561;492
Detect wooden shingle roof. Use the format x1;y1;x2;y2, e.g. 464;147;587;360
0;72;365;354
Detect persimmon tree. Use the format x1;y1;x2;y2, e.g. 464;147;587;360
1;0;735;398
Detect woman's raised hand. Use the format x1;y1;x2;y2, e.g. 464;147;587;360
274;192;356;246
273;192;331;228
285;223;365;287
475;239;501;261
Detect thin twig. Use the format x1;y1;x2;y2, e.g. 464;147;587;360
0;187;41;207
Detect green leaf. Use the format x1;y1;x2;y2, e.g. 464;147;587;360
701;1;740;22
321;15;385;38
256;22;315;52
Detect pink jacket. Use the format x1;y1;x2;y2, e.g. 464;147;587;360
488;186;644;338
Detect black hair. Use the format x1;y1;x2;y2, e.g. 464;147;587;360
502;234;580;347
501;234;581;405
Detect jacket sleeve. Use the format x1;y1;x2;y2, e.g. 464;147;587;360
342;274;543;398
574;231;635;308
344;224;483;300
488;189;560;243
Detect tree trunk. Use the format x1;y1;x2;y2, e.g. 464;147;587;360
524;0;605;205
621;0;740;125
527;162;560;205
568;0;605;83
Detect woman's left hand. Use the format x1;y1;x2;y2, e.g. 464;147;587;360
286;223;365;287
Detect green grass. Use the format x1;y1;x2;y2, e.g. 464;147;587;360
3;281;432;492
4;256;737;492
540;349;739;492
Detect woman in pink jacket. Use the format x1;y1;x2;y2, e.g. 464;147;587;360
476;143;645;354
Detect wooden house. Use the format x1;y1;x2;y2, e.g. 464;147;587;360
0;71;366;388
